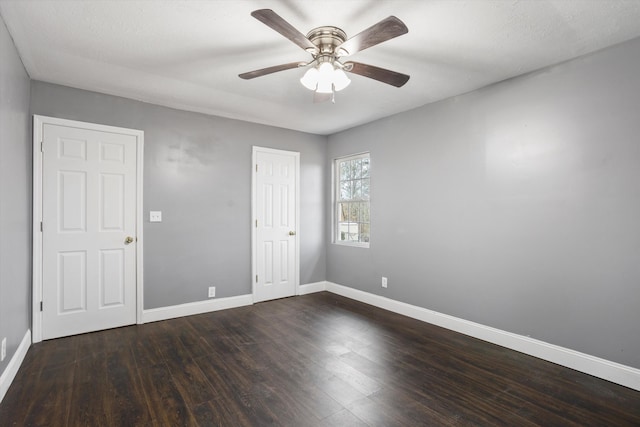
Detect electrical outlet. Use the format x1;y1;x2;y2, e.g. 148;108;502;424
382;277;388;288
208;286;216;298
1;337;6;362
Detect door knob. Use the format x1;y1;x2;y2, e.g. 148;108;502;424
125;236;134;244
289;231;296;236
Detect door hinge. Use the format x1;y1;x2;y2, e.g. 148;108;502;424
255;164;258;172
40;141;44;152
256;275;258;283
40;301;43;311
40;221;43;232
255;219;258;228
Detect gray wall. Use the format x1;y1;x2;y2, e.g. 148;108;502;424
30;82;327;309
0;15;31;378
327;38;640;369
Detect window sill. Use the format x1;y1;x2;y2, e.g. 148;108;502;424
333;241;370;249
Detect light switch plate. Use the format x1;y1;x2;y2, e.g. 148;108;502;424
150;211;162;222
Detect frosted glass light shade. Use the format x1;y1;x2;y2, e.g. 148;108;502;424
316;79;333;93
333;68;351;91
300;67;319;90
316;62;335;93
318;62;334;78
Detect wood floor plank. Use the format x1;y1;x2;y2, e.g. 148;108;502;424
21;364;75;426
320;408;369;427
67;352;110;426
315;374;368;407
1;292;639;426
191;397;254;427
195;355;284;425
106;347;155;426
137;362;198;426
167;358;218;408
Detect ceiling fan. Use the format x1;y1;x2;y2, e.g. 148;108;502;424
239;9;410;102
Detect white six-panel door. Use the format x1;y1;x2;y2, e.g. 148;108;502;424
253;147;299;303
41;122;138;339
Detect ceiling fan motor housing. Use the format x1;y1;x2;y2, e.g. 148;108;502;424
306;26;348;61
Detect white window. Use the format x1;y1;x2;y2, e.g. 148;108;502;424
335;153;370;247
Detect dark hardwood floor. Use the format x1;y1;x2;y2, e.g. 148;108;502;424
1;292;639;426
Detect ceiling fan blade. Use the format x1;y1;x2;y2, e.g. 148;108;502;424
336;16;408;56
344;62;410;87
251;9;318;54
239;62;304;80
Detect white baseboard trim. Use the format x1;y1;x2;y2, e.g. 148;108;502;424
142;281;331;324
325;282;640;391
142;294;253;324
0;329;31;405
298;281;329;295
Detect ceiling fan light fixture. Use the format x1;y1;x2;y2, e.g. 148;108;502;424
300;67;319;90
312;62;335;93
301;62;350;94
333;68;351;91
317;62;334;82
316;78;333;94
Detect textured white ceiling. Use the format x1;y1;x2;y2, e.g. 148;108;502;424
2;0;640;135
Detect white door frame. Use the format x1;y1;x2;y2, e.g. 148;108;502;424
32;115;144;343
251;146;300;302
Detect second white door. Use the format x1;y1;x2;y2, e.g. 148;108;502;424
253;147;299;303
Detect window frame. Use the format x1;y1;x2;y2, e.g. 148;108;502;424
333;152;371;248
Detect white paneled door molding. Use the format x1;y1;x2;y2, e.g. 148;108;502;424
252;147;300;303
33;116;144;342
